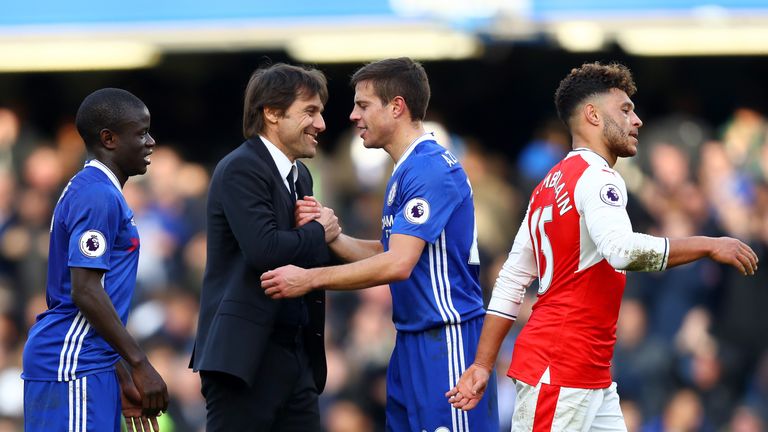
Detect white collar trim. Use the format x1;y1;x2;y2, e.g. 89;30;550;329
393;132;435;174
85;159;122;191
569;148;611;168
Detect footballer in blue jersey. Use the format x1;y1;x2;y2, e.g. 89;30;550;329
22;89;167;432
262;58;499;432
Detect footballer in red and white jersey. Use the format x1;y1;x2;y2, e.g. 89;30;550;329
487;148;669;389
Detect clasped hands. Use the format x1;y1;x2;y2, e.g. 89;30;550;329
261;197;340;299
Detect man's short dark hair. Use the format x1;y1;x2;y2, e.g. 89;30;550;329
350;57;430;121
554;62;637;128
75;88;146;151
242;63;328;138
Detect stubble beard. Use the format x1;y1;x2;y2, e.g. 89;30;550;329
603;115;636;158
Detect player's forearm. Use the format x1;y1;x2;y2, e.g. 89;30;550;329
666;236;717;268
473;315;514;371
309;250;410;291
115;358;134;387
71;277;146;367
328;233;383;263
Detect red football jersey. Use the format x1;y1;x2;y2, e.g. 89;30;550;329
507;150;627;389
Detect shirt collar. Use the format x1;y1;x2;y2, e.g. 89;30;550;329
393;132;435;174
85;159;122;191
570;147;611;168
260;135;296;182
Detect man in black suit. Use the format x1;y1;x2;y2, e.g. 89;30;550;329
190;63;340;431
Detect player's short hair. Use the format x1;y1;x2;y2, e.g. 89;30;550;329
75;88;147;152
242;63;328;138
554;62;637;128
350;57;431;121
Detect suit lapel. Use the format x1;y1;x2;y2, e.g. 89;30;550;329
247;137;294;203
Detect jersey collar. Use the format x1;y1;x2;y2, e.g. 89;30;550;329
570;148;610;168
85;159;122;191
393;132;435;174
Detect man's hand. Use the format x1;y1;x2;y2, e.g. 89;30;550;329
117;360;161;432
709;237;758;275
295;196;341;243
317;207;341;243
121;378;161;432
130;358;169;417
295;196;322;227
261;265;313;299
445;363;491;411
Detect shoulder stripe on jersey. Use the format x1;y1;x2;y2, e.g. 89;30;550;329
58;312;91;381
429;232;470;431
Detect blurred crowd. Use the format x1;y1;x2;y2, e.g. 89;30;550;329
0;100;767;432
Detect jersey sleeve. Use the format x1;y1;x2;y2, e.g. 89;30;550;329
487;206;538;321
575;166;669;272
390;161;464;244
66;185;121;270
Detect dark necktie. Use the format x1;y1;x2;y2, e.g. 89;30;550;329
287;166;296;202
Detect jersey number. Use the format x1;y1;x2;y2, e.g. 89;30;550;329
530;205;553;295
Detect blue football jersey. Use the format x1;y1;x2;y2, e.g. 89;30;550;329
23;160;140;382
382;134;485;332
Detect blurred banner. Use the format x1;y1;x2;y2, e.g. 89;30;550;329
0;0;767;70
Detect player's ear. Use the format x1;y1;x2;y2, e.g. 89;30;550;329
100;128;118;150
391;96;407;119
583;103;600;126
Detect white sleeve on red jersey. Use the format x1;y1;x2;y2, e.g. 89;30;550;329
575;165;670;272
487;207;538;321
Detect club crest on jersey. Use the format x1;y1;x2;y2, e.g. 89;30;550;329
599;184;624;207
79;230;106;258
404;197;430;224
387;181;398;206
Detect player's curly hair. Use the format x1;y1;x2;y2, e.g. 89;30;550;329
554;62;636;128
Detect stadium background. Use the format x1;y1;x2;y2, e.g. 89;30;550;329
1;1;768;430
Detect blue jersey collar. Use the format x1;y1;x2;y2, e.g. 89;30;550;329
393;132;435;175
85;159;122;191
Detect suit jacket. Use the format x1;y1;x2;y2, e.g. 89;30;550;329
190;137;330;391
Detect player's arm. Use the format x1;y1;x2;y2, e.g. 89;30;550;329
295;196;381;262
580;169;758;274
71;267;168;416
447;213;538;411
578;168;671;272
261;233;422;297
666;237;757;275
328;233;383;263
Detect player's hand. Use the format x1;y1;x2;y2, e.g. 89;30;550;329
120;362;162;432
295;196;322;227
709;237;758;276
121;381;161;432
261;265;313;299
316;207;342;243
131;358;169;418
445;363;491;411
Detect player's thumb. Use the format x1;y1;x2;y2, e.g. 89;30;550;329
471;380;486;395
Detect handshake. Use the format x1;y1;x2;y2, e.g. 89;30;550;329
294;196;341;244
